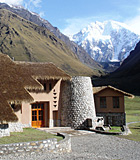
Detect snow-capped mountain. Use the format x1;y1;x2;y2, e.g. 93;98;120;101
8;4;24;9
72;20;140;62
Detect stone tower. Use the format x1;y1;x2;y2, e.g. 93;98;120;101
61;76;97;129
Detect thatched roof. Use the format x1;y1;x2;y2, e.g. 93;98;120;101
16;61;71;81
0;53;71;122
0;94;18;122
93;85;134;98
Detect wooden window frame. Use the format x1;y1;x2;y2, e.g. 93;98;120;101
100;97;107;108
113;96;120;108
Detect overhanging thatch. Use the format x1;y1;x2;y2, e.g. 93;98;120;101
0;94;18;123
16;61;71;81
0;53;71;122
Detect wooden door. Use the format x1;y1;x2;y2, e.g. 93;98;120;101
53;111;58;127
31;103;44;128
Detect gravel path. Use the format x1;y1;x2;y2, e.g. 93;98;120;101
1;133;140;160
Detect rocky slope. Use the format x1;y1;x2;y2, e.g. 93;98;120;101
0;2;100;70
115;41;140;74
72;20;140;62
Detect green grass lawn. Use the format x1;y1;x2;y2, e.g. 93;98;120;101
125;96;140;123
118;96;140;141
0;128;63;145
119;122;140;141
108;126;121;133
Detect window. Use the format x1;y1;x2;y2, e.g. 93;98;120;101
11;104;16;110
100;97;107;108
11;104;22;112
32;110;37;121
43;83;46;91
113;97;120;108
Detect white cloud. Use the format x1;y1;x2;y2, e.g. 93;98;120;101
39;11;45;18
61;14;121;36
125;15;140;35
61;17;98;36
0;0;44;18
23;0;43;13
0;0;23;5
32;0;42;7
28;0;42;7
0;0;42;7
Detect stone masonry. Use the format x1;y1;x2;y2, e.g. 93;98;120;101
97;112;126;126
9;122;23;132
61;76;97;129
0;124;10;138
0;133;71;156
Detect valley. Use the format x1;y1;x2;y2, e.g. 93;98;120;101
0;1;140;160
0;2;140;95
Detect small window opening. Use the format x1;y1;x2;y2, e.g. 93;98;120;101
113;97;120;108
49;83;52;91
11;104;16;110
43;83;47;91
100;97;107;108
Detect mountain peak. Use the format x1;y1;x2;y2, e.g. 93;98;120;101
72;20;140;62
8;4;24;9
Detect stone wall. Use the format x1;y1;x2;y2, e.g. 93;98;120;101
0;133;71;156
0;123;32;138
21;123;31;128
9;122;23;132
0;124;10;138
61;76;97;129
97;113;126;126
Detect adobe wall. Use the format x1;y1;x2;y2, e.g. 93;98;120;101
61;76;97;129
17;79;62;128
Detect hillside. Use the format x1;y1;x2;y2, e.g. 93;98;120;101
114;41;140;76
0;3;101;70
93;41;140;95
0;9;101;76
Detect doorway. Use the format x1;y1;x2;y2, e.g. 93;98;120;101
53;111;58;127
31;103;44;128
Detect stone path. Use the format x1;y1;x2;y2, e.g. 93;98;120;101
39;127;94;136
1;129;140;160
127;121;140;125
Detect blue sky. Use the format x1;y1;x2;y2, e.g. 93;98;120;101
1;0;140;35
